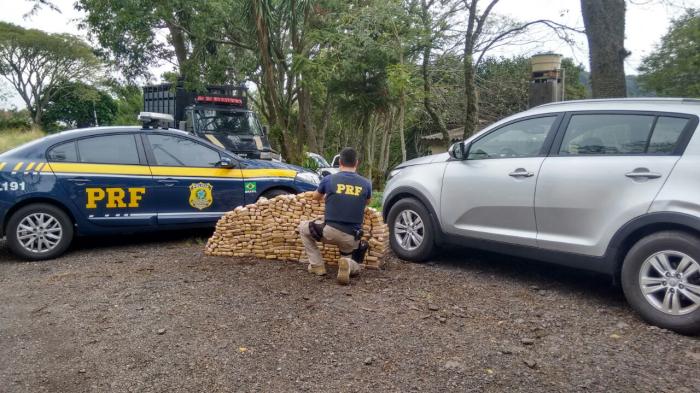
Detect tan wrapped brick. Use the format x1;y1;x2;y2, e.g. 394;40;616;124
205;191;388;269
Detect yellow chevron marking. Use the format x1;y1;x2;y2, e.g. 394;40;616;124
0;162;5;171
34;163;45;172
204;134;225;148
25;162;35;172
47;162;151;176
12;162;23;172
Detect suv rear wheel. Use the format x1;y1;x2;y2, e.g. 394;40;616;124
387;198;434;261
621;231;700;335
6;203;74;261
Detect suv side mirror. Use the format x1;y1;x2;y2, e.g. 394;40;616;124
217;157;235;168
448;142;467;160
262;125;268;135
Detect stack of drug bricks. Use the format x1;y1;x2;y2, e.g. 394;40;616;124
205;191;388;269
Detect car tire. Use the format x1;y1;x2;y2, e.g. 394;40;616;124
6;203;74;261
387;198;435;262
261;188;291;200
621;230;700;335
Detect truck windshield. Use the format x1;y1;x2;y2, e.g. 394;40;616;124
194;110;263;137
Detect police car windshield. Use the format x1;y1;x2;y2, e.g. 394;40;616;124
194;110;263;137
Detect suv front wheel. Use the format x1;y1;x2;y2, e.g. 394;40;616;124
621;231;700;335
387;198;435;262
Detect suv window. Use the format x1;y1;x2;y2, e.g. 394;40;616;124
468;116;556;160
147;134;221;167
648;116;689;154
77;134;140;165
560;114;690;155
47;141;78;162
559;114;654;155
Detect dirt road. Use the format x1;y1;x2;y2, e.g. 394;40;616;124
1;233;698;392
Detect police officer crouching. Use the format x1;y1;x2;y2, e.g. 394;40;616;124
298;147;372;285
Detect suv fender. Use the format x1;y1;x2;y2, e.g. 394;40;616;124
606;212;700;280
383;186;445;245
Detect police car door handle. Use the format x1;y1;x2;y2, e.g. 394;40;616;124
67;177;90;184
157;178;178;186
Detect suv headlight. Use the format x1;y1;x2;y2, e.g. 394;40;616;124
259;151;272;160
388;168;402;180
296;171;321;186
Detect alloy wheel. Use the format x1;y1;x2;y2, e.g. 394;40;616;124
639;250;700;315
16;213;63;254
394;209;424;251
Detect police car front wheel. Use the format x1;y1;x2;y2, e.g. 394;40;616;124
7;203;74;261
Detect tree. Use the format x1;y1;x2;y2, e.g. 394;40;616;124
459;0;581;138
0;22;101;126
107;82;143;126
638;9;700;97
580;0;629;98
561;58;587;100
42;81;117;131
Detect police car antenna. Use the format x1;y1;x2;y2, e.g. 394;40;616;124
137;112;174;130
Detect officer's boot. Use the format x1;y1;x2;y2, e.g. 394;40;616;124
337;257;361;285
308;263;326;276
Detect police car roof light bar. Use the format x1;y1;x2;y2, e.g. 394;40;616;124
138;112;174;129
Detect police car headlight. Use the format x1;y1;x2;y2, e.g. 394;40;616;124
296;171;321;185
388;168;402;180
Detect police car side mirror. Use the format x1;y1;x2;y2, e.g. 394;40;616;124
216;157;235;168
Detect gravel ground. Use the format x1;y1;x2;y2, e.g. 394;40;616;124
1;232;699;393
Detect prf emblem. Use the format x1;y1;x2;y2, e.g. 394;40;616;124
189;182;213;210
86;187;145;209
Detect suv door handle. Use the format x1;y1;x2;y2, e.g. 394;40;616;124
508;169;534;178
625;170;662;179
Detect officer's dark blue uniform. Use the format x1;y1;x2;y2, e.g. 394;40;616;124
318;171;372;236
298;165;372;285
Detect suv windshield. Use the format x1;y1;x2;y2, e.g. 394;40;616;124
193;110;263;137
311;154;330;168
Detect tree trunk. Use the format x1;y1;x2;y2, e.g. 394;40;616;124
580;0;628;98
317;91;333;154
420;0;450;148
463;52;478;138
166;21;188;73
295;87;317;154
398;91;407;162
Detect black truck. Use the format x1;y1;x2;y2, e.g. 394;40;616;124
143;83;279;160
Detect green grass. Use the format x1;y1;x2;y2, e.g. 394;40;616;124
0;128;45;154
369;191;383;211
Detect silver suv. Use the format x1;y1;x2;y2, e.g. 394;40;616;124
383;98;700;334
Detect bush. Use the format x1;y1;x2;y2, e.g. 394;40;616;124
0;109;32;131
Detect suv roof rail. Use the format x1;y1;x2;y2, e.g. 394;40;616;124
536;98;700;108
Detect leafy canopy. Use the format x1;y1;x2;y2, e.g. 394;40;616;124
42;81;117;131
0;21;101;125
638;9;700;97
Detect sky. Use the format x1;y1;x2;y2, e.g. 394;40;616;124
1;0;699;109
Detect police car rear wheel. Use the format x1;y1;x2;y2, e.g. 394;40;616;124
7;204;73;261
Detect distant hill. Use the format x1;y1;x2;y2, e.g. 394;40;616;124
577;71;652;97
